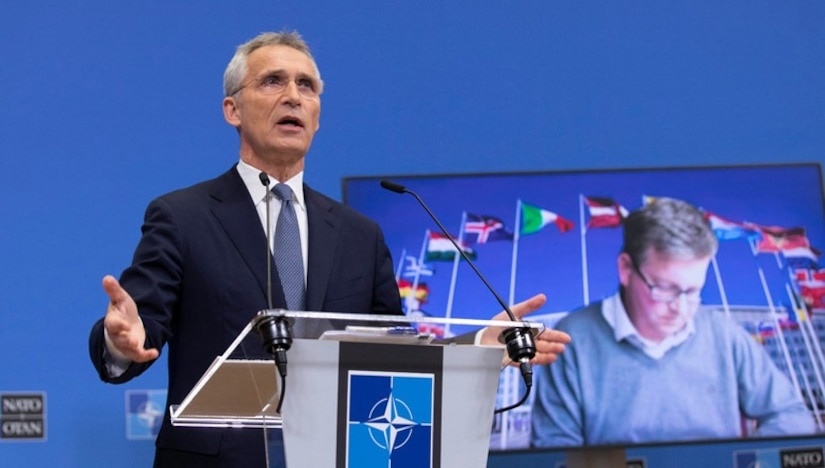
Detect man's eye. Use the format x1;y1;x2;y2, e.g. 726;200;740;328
656;286;682;295
296;78;316;91
262;75;285;86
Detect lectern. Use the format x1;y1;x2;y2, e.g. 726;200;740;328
170;310;543;467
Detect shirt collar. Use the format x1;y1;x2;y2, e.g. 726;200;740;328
602;291;696;359
236;159;305;209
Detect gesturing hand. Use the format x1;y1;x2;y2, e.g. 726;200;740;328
102;275;159;363
479;293;571;366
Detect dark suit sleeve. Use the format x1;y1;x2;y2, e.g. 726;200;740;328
89;197;181;383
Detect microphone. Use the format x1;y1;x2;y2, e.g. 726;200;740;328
256;172;292;413
259;172;274;309
380;180;537;412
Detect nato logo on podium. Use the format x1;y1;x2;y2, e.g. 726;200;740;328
346;371;435;467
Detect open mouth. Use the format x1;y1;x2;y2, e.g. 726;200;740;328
277;116;304;128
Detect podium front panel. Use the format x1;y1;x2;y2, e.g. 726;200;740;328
281;339;502;468
168;311;530;465
441;345;502;467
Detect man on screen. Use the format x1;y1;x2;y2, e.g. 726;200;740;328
531;197;814;447
88;30;570;467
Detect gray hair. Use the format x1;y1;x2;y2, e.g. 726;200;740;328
223;31;324;97
622;197;718;266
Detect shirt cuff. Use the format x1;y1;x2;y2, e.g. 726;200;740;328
102;328;132;378
473;329;485;346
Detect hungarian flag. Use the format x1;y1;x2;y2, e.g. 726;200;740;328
584;196;628;228
424;231;477;262
751;225;809;253
464;213;513;244
521;202;574;234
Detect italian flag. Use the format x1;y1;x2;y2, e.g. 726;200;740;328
521;202;575;234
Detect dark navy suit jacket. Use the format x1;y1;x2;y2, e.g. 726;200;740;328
89;165;402;464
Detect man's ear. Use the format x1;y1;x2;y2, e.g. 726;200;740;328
617;252;633;287
223;96;240;128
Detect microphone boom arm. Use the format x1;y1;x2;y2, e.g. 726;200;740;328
379;180;537;413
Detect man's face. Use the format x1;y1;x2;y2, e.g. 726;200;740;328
618;249;711;343
223;44;321;165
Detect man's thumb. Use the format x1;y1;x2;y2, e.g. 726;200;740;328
102;275;125;303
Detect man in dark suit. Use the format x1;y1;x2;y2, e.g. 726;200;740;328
89;31;570;467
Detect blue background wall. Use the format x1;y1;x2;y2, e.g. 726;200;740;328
1;1;823;466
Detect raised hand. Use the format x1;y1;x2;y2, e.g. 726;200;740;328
102;275;159;363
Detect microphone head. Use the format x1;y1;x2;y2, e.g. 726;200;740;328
380;180;406;194
259;172;270;186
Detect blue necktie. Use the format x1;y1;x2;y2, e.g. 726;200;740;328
271;184;306;312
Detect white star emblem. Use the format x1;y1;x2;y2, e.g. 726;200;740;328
136;400;163;430
363;390;418;455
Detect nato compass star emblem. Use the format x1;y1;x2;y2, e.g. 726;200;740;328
363;390;419;454
347;372;434;467
126;389;166;440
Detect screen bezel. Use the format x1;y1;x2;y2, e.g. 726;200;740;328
342;162;824;452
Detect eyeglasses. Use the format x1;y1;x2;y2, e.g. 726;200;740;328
234;72;322;98
631;260;702;304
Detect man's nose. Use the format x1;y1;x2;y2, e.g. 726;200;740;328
667;293;690;313
281;80;301;103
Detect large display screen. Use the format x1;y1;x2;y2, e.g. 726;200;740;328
343;163;825;451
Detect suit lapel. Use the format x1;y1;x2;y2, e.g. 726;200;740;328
304;185;339;312
209;167;287;309
207;172;335;313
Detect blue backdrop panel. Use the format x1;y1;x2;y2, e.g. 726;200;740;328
0;1;823;466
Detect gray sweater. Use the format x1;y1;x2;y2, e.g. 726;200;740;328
531;296;815;447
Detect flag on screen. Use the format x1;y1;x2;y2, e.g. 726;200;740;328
642;195;659;206
794;267;825;283
402;256;434;277
795;268;811;283
799;283;825;310
704;211;761;241
788;305;810;324
397;279;430;301
584;196;628;228
752;225;809;253
464;213;513;244
751;321;776;344
521;202;575;234
783;246;821;270
757;321;776;339
424;231;477;261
